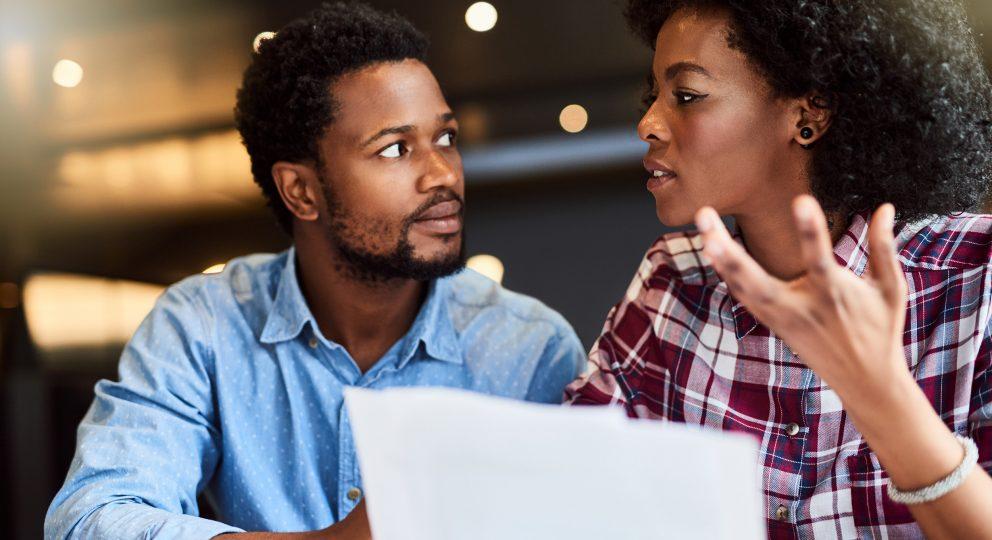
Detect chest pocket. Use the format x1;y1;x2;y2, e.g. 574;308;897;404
845;453;920;536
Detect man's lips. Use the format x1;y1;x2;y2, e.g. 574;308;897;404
412;199;463;235
415;200;462;221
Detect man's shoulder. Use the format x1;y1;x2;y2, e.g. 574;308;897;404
899;213;992;271
441;269;574;337
162;250;288;315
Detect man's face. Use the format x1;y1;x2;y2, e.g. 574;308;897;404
317;59;465;282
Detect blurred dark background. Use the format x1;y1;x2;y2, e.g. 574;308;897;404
0;1;990;537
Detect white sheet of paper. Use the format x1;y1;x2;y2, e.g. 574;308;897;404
344;386;765;540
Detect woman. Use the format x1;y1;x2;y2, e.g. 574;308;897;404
566;1;992;538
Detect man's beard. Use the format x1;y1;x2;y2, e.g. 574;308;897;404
319;178;466;284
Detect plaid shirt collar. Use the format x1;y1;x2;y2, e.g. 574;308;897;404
727;211;920;340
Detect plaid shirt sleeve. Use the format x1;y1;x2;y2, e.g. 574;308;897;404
565;243;663;414
564;213;992;540
971;312;992;475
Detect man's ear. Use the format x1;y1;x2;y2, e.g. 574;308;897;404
271;161;322;223
791;93;833;147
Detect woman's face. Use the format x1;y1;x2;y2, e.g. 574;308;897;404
638;8;805;226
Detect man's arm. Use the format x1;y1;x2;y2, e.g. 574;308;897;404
44;286;243;539
524;324;587;404
214;501;369;540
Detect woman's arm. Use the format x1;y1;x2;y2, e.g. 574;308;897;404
694;196;992;539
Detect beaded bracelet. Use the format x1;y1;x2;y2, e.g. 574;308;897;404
887;434;979;505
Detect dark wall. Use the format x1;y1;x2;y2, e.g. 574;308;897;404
466;166;669;347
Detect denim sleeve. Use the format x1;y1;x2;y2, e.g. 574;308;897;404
44;285;244;540
524;323;588;404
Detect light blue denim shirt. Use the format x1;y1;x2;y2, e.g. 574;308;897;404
46;248;585;539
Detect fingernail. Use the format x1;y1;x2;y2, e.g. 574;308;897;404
696;212;712;232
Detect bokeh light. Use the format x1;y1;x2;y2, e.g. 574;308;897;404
559;104;589;133
52;59;84;88
466;254;505;284
465;2;498;32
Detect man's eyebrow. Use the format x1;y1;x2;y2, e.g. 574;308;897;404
360;113;455;148
664;61;713;81
361;125;414;148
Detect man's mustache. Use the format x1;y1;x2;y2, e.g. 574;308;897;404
407;190;465;224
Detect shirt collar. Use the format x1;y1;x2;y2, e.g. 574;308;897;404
259;247;463;366
260;247;315;344
730;211;905;340
395;277;463;368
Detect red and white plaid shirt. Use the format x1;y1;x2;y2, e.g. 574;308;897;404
566;212;992;539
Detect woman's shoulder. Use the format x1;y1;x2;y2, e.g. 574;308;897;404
898;213;992;271
632;229;714;288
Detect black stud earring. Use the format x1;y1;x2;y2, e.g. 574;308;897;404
800;126;814;140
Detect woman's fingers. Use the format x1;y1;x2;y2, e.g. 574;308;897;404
792;195;837;285
695;206;784;316
867;203;907;309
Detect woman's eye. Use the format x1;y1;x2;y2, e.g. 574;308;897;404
378;143;405;158
436;132;456;147
674;91;705;105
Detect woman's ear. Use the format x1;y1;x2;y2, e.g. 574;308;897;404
792;93;833;147
271;161;322;223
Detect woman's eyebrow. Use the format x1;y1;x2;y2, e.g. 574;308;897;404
664;61;713;81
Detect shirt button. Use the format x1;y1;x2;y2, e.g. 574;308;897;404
775;504;790;521
785;423;801;437
308;337;319;349
347;487;362;501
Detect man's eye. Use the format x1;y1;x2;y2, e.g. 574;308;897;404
379;143;405;158
436;132;456;147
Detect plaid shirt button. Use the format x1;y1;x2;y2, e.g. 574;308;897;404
565;212;992;538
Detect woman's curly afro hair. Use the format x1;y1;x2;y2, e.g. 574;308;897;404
626;0;992;221
235;2;428;234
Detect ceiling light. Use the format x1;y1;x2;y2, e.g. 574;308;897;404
52;59;83;88
465;2;498;32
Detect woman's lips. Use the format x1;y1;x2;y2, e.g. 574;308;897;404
643;157;677;192
646;173;677;191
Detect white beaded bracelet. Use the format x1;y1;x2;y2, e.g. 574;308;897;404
887;434;979;505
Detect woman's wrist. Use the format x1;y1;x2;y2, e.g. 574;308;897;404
841;369;964;491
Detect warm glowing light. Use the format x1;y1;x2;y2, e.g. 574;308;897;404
253;31;276;52
467;254;505;284
0;282;19;309
203;263;226;274
559;104;589;133
52;59;83;88
23;274;165;349
465;2;498;32
54;130;255;213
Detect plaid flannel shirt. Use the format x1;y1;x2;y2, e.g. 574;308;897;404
565;212;992;539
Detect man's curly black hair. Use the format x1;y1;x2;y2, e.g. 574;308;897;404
235;2;428;234
626;0;992;221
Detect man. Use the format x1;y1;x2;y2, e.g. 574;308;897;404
45;3;585;538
